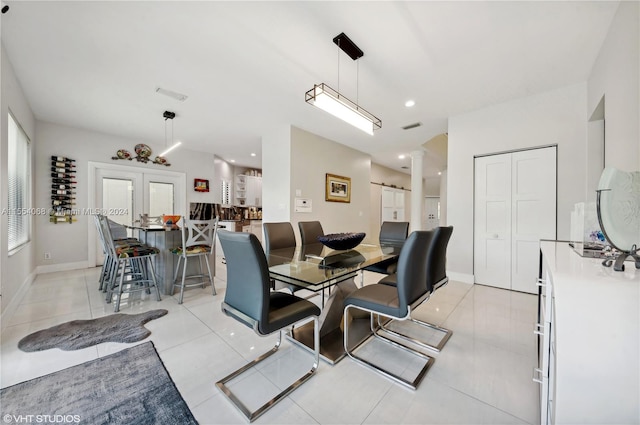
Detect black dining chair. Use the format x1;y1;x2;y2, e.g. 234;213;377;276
216;231;320;422
263;221;301;294
298;220;325;245
377;225;454;352
360;221;409;286
343;230;435;390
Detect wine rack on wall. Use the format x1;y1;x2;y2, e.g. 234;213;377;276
50;156;77;224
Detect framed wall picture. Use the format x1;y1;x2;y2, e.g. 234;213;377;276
325;173;351;203
194;178;209;192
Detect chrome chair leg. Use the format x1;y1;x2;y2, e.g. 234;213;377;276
216;316;319;423
343;305;434;390
376;315;453;352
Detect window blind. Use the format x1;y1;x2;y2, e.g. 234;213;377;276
8;113;31;251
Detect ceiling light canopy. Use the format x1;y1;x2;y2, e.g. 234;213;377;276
159;111;182;157
305;32;381;135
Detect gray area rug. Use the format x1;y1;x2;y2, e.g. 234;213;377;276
18;309;168;352
1;341;198;424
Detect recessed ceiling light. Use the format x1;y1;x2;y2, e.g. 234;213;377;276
230;159;236;163
250;153;256;157
438;171;442;175
398;154;405;159
405;100;415;108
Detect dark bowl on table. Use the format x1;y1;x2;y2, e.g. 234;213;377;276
317;232;366;250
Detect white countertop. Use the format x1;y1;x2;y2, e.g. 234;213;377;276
540;241;639;424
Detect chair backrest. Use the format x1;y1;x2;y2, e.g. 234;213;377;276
96;214;118;258
218;230;271;332
107;218;128;240
181;218;218;249
263;222;296;252
140;214;163;226
395;230;434;314
94;214;108;254
426;226;453;292
379;221;409;246
298;221;325;245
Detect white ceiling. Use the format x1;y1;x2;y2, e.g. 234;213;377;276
1;1;619;176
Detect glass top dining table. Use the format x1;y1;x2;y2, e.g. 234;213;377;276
267;241;402;364
267;242;401;292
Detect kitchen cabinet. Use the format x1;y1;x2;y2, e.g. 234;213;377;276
381;187;405;222
537;241;639;424
235;175;261;207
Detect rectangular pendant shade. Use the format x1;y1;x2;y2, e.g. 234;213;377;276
305;84;381;135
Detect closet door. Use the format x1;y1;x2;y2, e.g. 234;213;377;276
474;153;512;289
474;147;556;294
511;148;556;292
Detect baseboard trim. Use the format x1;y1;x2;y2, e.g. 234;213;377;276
1;269;37;330
36;260;93;275
448;271;474;284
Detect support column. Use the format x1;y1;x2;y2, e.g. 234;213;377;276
410;150;424;232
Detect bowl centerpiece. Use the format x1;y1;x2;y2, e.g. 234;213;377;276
317;232;366;250
162;215;182;226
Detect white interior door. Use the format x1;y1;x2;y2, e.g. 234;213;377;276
511;148;556;292
474;153;512;289
89;162;186;267
424;197;440;229
474;147;556;293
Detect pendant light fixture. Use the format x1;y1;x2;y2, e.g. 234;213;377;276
305;32;381;135
159;111;182;157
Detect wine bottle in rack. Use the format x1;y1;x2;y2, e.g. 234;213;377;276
51;156;76;163
51;190;76;195
52;200;76;206
50;167;76;173
51;161;76;168
51;172;76;179
51;195;75;201
52;178;77;184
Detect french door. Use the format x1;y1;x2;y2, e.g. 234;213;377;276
89;162;186;266
474;146;556;293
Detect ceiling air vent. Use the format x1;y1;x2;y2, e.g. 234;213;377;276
402;122;422;130
401;166;409;169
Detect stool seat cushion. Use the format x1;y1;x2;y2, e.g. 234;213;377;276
170;244;212;255
344;284;404;318
116;244;160;258
259;292;321;335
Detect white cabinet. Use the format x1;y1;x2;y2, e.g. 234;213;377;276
235;175;261;207
381;187;405;222
537;241;639;425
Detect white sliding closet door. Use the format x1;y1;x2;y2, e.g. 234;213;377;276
474;153;512;290
474;147;556;294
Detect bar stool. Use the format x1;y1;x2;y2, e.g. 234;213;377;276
171;218;218;304
98;214;161;312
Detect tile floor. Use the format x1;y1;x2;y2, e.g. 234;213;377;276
1;258;540;424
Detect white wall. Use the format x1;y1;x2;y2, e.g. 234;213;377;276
1;46;37;319
290;126;371;245
34;121;217;268
587;1;639;172
261;126;291;223
447;83;588;281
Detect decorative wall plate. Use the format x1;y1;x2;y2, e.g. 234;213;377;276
597;167;640;252
134;144;152;158
117;149;131;159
